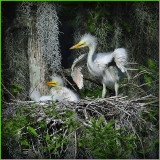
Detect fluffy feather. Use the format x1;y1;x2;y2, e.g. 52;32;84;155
30;75;80;102
70;33;129;98
50;75;64;87
49;79;80;102
30;89;41;102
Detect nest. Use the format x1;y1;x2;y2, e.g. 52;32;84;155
2;95;158;159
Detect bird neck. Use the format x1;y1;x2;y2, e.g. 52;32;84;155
55;86;62;91
87;44;95;63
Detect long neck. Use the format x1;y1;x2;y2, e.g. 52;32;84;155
55;85;62;91
87;44;96;63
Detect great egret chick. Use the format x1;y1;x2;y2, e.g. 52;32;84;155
45;75;80;102
70;33;129;98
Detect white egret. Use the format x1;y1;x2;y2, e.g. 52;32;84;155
43;75;80;102
70;33;129;98
30;75;80;102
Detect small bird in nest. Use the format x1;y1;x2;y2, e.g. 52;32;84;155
40;75;80;102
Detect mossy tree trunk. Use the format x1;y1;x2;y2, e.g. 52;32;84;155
28;15;49;101
3;2;60;101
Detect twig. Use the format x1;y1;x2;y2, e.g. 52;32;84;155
74;129;77;159
61;72;78;92
128;62;138;65
1;82;16;99
140;99;159;106
133;70;152;79
126;68;139;71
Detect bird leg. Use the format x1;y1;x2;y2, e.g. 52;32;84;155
115;82;119;100
102;83;106;98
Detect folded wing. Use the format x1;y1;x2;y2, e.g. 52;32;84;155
71;53;88;89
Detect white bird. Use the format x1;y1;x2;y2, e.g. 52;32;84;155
30;75;80;102
42;75;80;102
70;33;129;98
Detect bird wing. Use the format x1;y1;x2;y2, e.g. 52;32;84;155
71;53;88;89
93;48;128;72
93;52;113;68
112;48;128;73
92;48;130;81
113;48;130;81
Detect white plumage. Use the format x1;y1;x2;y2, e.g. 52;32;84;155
30;89;41;102
70;33;129;98
30;75;80;102
42;75;79;102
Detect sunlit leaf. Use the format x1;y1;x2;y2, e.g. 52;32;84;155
28;126;38;137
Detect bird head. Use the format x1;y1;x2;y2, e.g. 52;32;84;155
70;33;97;50
46;81;58;87
46;75;64;88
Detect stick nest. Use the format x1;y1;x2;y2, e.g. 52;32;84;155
2;95;158;159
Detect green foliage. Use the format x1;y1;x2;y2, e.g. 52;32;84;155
2;107;32;140
141;104;159;129
107;24;113;31
87;5;111;33
122;21;132;33
10;83;23;94
2;103;81;158
79;116;134;158
138;59;158;88
138;138;159;155
27;126;38;137
41;133;66;155
2;102;158;159
21;139;30;146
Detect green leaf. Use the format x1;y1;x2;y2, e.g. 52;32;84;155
148;59;155;68
97;116;104;127
28;126;38;137
45;134;50;141
126;26;131;33
122;22;131;33
52;101;56;106
107;24;113;31
78;140;83;147
39;122;46;128
52;108;57;117
104;120;115;129
88;18;92;24
69;125;73;133
57;143;61;148
138;66;146;71
12;88;18;93
93;11;101;20
66;110;74;117
90;117;96;124
128;134;134;141
17;85;23;90
10;83;23;91
89;24;94;33
144;75;152;86
21;139;30;146
93;147;101;154
49;144;55;151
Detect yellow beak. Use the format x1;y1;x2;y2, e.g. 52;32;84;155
46;81;57;86
70;42;84;50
